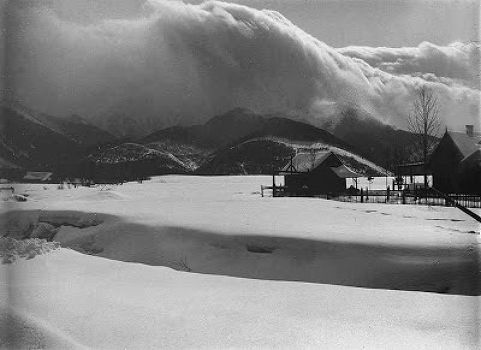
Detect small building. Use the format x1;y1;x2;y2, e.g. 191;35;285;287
394;162;432;190
23;171;53;183
280;151;359;195
429;125;481;194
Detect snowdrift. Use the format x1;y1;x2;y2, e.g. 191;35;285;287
2;177;479;295
1;249;479;349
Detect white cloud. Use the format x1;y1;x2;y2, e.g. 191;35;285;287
338;41;480;89
5;0;480;135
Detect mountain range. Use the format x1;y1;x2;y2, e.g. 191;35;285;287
0;103;115;170
1;103;423;180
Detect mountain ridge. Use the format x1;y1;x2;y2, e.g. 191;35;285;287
2;105;399;181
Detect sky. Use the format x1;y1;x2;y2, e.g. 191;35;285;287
185;0;480;47
2;0;480;133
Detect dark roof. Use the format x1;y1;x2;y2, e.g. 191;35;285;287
282;151;333;172
282;151;360;178
447;131;481;158
460;149;481;166
330;164;360;178
396;162;428;176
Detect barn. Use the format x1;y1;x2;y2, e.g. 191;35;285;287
281;151;359;195
429;125;481;194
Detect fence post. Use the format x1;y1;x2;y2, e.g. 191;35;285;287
386;186;390;203
360;188;364;203
402;190;406;204
272;173;276;198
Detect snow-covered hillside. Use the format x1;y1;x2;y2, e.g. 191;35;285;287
1;176;480;349
256;136;390;175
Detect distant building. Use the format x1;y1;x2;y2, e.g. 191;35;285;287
23;171;53;183
280;151;359;195
429;125;481;194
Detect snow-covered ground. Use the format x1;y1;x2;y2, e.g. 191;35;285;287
1;176;480;349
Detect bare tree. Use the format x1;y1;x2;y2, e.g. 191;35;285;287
407;86;441;188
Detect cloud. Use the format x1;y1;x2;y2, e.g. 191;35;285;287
4;0;480;135
338;41;480;89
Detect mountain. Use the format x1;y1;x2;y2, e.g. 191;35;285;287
196;139;293;175
320;108;422;169
88;143;189;173
138;108;356;173
139;108;273;171
197;137;386;176
239;114;352;150
142;108;351;150
0;103;117;171
138;108;385;176
2;103;390;180
32;113;116;148
142;108;266;149
88;113;167;139
0;105;81;169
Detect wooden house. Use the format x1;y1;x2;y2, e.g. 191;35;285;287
429;125;481;194
281;151;359;195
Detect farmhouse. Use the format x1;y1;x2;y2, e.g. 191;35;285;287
280;151;359;195
429;125;481;194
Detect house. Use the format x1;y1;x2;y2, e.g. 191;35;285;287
23;171;53;183
429;125;481;194
280;151;360;195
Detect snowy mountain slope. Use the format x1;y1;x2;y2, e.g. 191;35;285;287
87;143;191;174
0;104;411;178
196;139;294;175
271;137;390;175
0;103;116;170
141;108;360;175
198;137;389;176
141;108;267;149
0;105;82;168
144;141;211;171
320;108;435;166
5;102;116;147
142;108;351;150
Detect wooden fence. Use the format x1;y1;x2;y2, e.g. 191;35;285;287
334;190;481;209
262;185;481;209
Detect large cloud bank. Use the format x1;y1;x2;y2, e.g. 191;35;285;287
338;42;480;90
4;0;480;135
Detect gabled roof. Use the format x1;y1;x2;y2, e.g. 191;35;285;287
447;131;481;158
282;151;333;172
282;151;360;178
460;148;481;166
330;164;360;178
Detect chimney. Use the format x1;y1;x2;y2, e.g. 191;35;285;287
466;124;474;137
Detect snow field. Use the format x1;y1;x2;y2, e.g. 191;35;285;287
1;175;480;348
